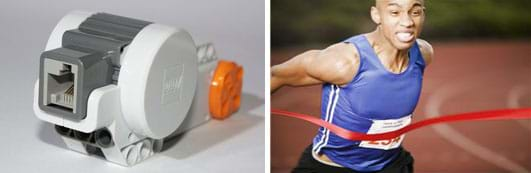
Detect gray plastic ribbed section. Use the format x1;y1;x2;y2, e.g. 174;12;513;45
40;12;152;121
63;30;128;53
79;13;152;41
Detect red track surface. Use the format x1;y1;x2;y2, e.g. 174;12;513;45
271;41;531;173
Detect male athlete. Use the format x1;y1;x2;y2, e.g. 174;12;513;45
271;0;434;172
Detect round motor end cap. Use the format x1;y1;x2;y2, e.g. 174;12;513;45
119;24;198;139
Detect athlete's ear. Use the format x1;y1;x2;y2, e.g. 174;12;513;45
370;6;381;25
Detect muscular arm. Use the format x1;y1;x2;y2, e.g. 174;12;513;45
271;43;360;92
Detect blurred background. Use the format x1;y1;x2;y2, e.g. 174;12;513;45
271;0;531;172
272;0;531;47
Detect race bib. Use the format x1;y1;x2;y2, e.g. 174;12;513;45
359;115;411;150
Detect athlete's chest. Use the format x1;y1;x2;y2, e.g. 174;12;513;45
341;66;423;120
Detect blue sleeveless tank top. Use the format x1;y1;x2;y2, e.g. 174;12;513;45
312;35;426;172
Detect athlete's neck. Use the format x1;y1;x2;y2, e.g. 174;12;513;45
366;28;409;73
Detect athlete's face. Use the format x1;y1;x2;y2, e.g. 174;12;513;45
371;0;425;50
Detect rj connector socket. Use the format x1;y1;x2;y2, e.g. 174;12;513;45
39;47;112;120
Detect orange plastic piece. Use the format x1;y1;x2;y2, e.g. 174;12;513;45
209;60;243;119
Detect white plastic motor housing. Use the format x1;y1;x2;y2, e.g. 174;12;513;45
34;11;198;140
119;24;198;139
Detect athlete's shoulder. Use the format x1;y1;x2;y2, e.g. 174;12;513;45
310;42;360;85
322;42;360;60
416;38;434;66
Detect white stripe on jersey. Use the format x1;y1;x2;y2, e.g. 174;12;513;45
315;85;340;153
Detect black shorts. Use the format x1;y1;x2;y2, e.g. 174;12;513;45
292;145;414;173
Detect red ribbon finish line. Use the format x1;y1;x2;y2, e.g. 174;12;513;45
271;108;531;141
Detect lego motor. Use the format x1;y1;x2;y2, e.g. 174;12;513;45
33;11;243;166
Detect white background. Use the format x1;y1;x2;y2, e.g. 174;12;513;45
0;0;265;172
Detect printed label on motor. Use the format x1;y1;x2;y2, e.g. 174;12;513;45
359;115;411;150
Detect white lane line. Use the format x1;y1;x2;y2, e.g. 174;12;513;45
425;80;529;173
507;85;531;131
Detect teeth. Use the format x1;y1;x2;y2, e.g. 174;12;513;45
396;32;413;42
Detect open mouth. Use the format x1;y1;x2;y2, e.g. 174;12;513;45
396;32;415;43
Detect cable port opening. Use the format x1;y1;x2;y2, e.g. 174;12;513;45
45;61;77;113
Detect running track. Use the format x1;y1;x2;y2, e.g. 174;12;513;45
271;41;531;173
